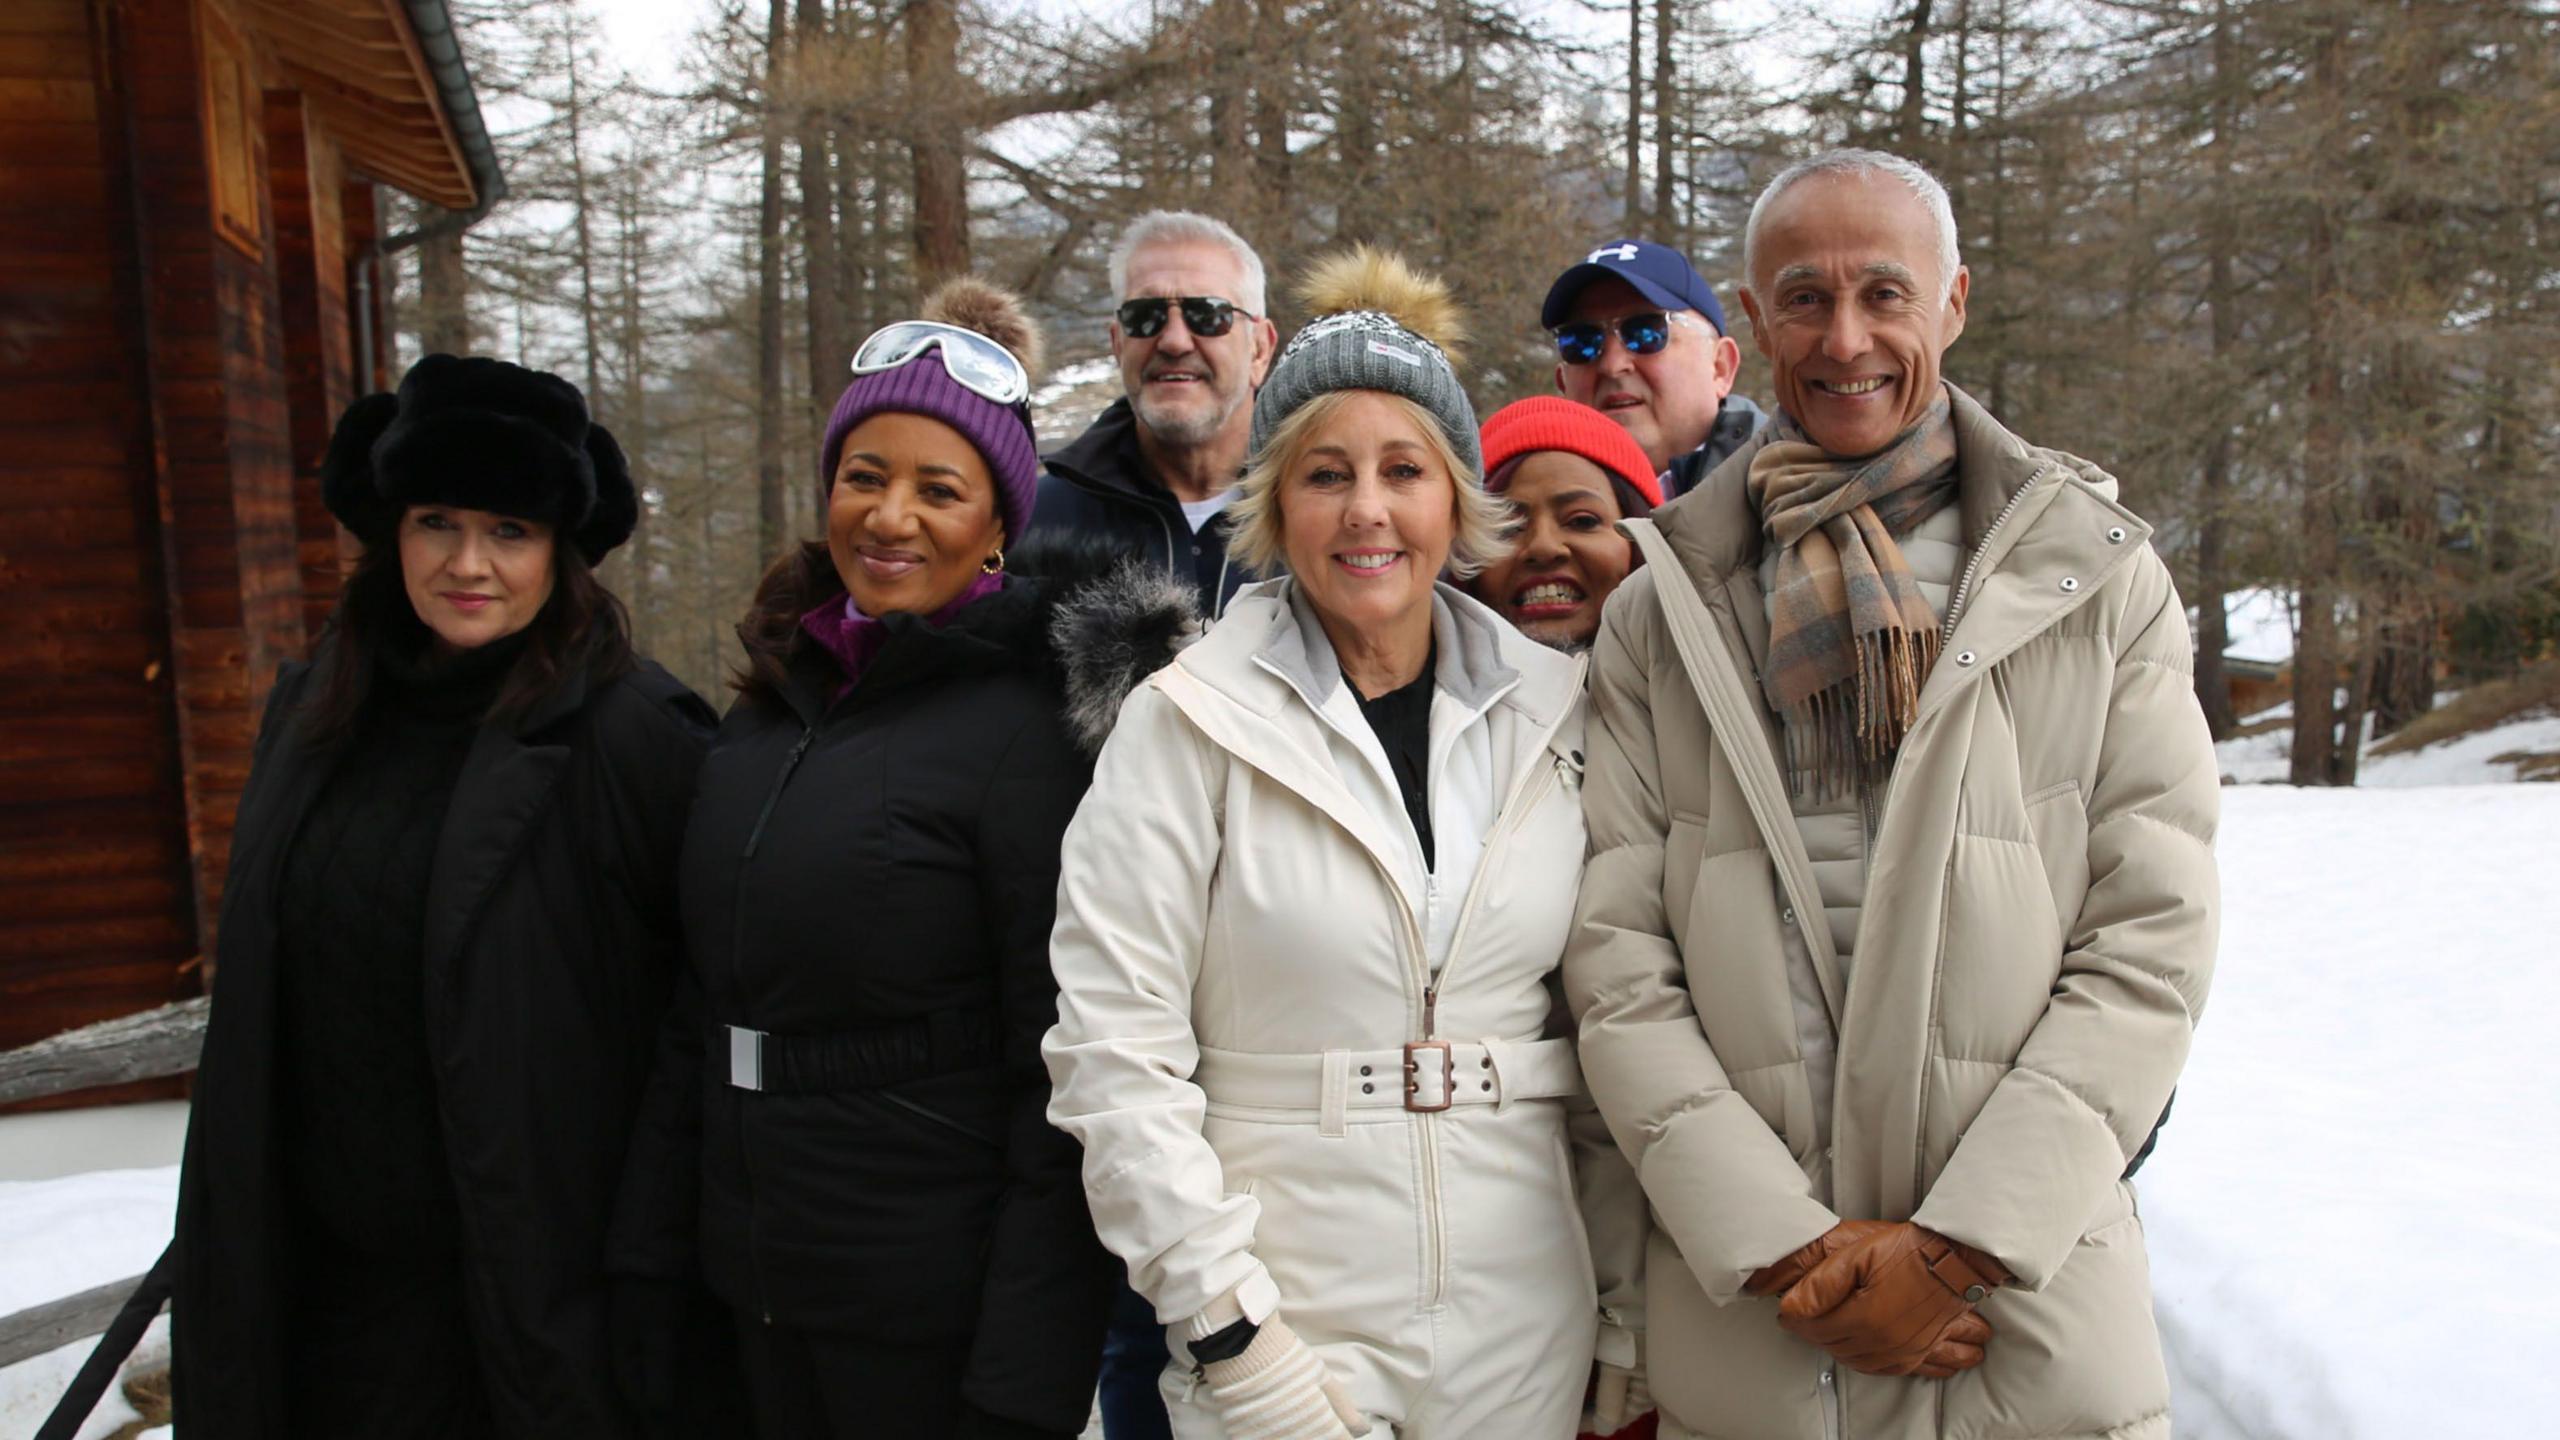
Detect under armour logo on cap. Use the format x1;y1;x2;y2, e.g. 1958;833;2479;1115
1541;238;1727;335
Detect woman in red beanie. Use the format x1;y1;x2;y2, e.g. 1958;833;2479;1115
1469;396;1663;653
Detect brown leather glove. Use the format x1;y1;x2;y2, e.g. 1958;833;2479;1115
1777;1223;2012;1379
1743;1219;1894;1298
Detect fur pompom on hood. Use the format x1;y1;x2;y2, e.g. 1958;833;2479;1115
1044;555;1204;757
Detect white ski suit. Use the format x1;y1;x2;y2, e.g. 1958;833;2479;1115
1044;579;1646;1439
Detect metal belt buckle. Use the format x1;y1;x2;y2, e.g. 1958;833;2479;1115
727;1025;766;1092
1403;1040;1453;1113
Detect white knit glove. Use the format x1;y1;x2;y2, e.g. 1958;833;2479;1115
1586;1357;1652;1435
1199;1316;1366;1440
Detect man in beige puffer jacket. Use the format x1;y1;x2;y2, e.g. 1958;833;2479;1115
1563;148;2218;1440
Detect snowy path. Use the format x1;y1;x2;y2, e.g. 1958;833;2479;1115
4;784;2556;1437
2147;784;2560;1436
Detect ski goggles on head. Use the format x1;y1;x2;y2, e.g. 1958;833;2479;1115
1115;295;1251;340
1552;310;1677;365
849;320;1031;407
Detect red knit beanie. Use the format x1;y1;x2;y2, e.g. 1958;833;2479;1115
1478;396;1664;508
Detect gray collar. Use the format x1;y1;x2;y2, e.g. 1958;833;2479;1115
1265;580;1518;714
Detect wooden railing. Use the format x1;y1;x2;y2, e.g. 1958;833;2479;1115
0;996;208;1108
0;1000;205;1374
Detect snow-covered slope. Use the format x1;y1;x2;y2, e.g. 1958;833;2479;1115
2219;706;2560;785
2147;784;2560;1436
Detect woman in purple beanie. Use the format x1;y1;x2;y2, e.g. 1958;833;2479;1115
608;280;1138;1439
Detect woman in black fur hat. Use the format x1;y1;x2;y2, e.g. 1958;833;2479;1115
169;355;727;1439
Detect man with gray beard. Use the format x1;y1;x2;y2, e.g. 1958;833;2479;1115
1032;211;1279;618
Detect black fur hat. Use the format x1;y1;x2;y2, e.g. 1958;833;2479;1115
321;354;637;563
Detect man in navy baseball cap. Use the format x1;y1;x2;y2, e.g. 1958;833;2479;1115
1543;239;1764;496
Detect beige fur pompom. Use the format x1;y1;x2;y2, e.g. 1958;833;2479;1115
920;276;1046;382
1294;246;1466;362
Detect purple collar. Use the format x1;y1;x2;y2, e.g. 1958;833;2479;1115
800;571;1004;699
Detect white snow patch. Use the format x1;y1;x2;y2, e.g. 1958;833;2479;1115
2208;586;2297;665
0;1166;176;1439
2147;784;2560;1436
1029;356;1117;408
2217;705;2560;785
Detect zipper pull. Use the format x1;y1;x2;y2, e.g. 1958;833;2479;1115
1423;984;1438;1041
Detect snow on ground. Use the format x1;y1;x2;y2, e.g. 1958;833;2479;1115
0;1166;175;1439
2219;706;2560;786
5;787;2555;1436
2147;783;2560;1436
2210;587;2299;666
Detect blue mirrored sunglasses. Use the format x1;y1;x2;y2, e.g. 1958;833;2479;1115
1552;310;1675;366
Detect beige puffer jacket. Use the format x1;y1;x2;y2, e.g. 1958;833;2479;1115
1565;388;2218;1440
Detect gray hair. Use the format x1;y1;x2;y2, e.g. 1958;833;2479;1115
1742;149;1963;301
1108;211;1268;317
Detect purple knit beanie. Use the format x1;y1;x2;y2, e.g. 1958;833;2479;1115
816;354;1041;545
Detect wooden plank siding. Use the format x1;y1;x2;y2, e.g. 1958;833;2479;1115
0;0;200;1079
264;86;357;641
104;0;310;994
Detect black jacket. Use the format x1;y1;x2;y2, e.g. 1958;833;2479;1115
613;546;1157;1436
1661;392;1770;498
171;636;717;1438
1032;397;1254;617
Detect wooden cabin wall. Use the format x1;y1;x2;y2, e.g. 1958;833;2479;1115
108;0;310;989
0;0;202;1073
265;88;356;642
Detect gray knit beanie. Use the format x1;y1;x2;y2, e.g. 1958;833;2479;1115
1250;249;1481;477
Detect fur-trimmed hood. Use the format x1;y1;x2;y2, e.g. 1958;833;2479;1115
1021;534;1202;756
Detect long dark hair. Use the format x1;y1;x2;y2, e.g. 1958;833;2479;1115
300;535;636;748
731;540;842;708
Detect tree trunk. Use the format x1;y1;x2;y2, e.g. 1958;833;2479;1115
1251;0;1292;250
1898;0;1934;150
796;0;843;420
1208;0;1251;212
757;0;789;560
2190;0;2239;738
416;225;470;354
1653;0;1674;238
1625;0;1642;229
906;0;970;288
563;47;602;405
2288;21;2346;785
1335;15;1381;245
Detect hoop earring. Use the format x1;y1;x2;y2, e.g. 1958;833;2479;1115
980;548;1005;575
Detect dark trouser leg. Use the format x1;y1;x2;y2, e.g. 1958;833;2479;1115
740;1317;999;1438
1095;1277;1172;1440
735;1316;831;1439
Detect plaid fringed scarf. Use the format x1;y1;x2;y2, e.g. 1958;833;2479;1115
1747;393;1960;800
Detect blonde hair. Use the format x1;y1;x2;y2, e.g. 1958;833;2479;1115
1225;390;1510;581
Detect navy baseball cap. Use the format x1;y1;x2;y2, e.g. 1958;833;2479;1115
1541;239;1728;335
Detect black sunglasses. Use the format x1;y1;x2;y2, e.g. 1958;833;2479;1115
1552;311;1676;365
1117;295;1250;340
